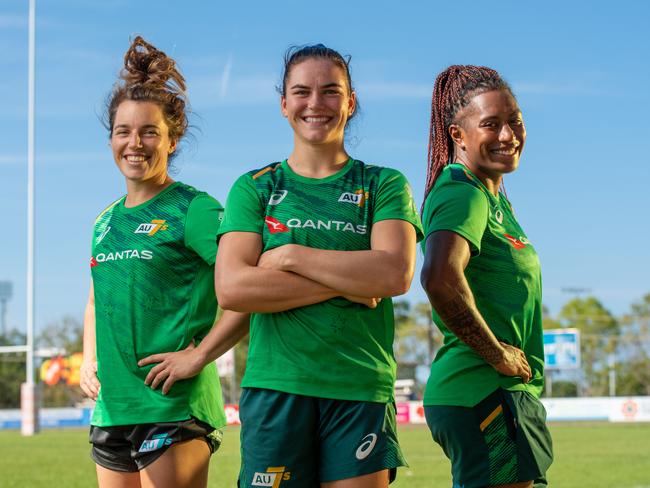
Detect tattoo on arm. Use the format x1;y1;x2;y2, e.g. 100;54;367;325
436;293;504;365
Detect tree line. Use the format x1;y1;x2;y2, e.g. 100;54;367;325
1;294;649;408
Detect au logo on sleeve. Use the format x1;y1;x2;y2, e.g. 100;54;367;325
251;466;291;487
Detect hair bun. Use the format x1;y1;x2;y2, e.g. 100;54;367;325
120;35;186;96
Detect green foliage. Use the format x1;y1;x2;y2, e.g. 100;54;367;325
37;315;83;354
36;316;84;408
558;297;618;396
0;329;26;408
547;380;578;397
617;293;650;395
393;300;442;385
542;304;562;330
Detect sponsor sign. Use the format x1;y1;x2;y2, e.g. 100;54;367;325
395;402;410;424
224;404;241;425
40;353;83;386
544;329;580;369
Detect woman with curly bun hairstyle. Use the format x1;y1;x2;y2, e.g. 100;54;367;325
80;36;249;487
420;65;553;488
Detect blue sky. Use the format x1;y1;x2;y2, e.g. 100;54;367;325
1;0;649;333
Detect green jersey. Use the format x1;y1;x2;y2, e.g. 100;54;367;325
218;159;423;403
421;164;544;407
90;182;226;428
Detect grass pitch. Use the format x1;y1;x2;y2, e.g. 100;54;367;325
0;423;648;487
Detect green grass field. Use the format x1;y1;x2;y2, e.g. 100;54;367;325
0;423;648;487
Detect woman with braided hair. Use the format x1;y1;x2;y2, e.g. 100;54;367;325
420;65;553;488
80;36;249;487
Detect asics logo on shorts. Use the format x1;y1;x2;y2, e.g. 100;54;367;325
138;432;172;453
355;433;378;460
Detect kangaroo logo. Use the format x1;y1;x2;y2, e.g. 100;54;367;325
264;216;289;234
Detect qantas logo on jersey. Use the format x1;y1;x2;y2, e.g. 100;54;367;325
135;219;168;236
90;249;154;267
338;189;369;207
264;216;367;235
503;234;530;250
265;216;289;233
268;190;288;206
251;466;291;487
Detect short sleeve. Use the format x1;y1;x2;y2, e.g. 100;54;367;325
421;181;489;255
372;169;424;241
184;193;224;265
216;174;264;241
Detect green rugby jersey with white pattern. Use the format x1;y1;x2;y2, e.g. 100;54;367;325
421;164;544;407
218;159;423;402
90;182;226;428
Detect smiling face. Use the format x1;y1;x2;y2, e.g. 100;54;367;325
281;58;356;148
450;89;525;181
110;100;176;184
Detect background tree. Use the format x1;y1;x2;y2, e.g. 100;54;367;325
0;329;27;408
617;294;650;395
393;300;442;391
558;297;618;396
36;315;85;407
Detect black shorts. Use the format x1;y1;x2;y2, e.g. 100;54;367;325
89;417;222;472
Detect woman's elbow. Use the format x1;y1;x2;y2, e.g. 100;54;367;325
385;264;415;297
420;265;443;299
215;273;243;311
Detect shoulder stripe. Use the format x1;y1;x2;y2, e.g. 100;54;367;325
252;163;281;180
94;197;123;223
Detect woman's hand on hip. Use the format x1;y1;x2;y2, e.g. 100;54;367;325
80;361;100;400
492;342;532;383
138;342;205;395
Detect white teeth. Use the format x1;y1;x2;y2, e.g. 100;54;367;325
492;148;516;155
126;155;147;162
304;116;329;123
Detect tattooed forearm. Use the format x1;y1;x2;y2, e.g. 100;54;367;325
435;293;504;365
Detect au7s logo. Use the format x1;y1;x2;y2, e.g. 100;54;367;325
251;466;291;487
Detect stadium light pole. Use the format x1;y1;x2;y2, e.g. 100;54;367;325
21;0;40;437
